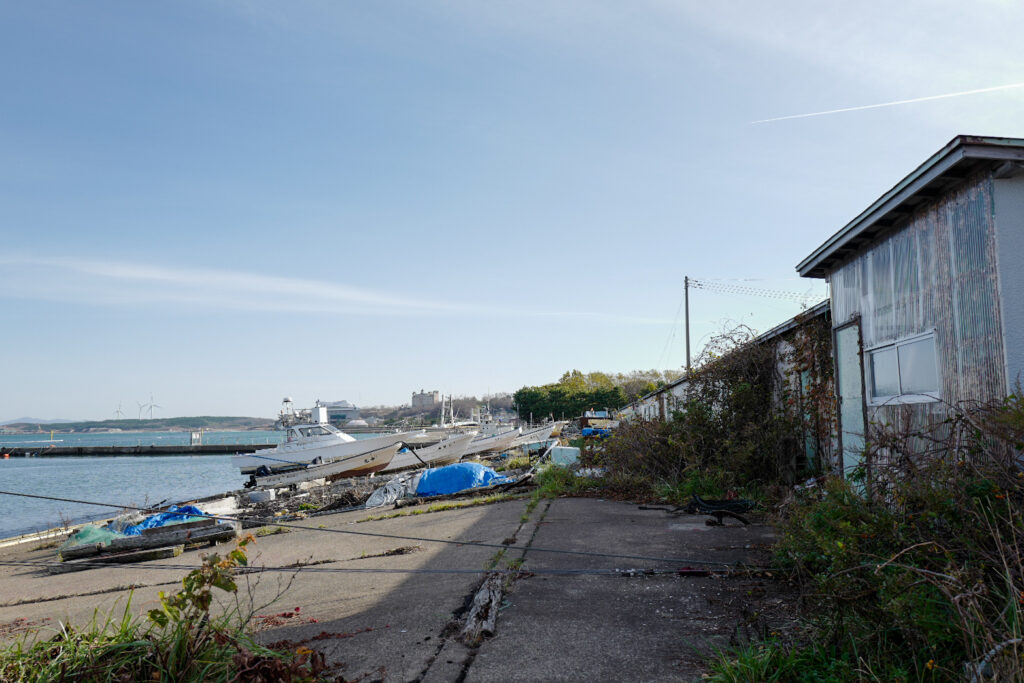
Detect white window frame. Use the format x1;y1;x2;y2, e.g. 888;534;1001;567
865;330;941;406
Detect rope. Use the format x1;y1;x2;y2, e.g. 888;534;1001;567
0;489;745;568
0;559;752;576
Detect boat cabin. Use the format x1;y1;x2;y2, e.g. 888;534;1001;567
286;424;342;442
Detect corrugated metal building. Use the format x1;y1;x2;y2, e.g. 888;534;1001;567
798;135;1024;476
618;302;834;476
620;301;832;421
617;372;689;422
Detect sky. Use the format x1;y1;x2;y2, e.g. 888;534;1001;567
3;1;1024;421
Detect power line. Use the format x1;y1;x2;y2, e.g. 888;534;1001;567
689;279;822;304
0;489;745;568
656;290;687;369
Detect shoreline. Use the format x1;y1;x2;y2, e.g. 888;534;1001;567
2;445;273;457
0;488;244;547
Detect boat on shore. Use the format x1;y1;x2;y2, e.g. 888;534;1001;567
462;428;521;458
231;423;421;475
382;431;477;472
512;421;566;448
245;441;404;488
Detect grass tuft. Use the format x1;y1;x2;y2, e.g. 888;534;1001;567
0;536;329;682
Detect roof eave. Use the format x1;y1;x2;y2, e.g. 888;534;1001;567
797;135;1024;278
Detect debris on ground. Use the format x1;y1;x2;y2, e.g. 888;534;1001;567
638;496;757;526
54;504;238;571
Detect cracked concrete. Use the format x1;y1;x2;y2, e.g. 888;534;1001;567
0;495;793;681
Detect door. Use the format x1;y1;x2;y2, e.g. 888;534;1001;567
834;320;867;479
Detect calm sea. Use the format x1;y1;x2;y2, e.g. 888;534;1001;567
0;430;380;539
0;430;284;449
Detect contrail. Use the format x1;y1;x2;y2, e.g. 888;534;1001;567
751;82;1024;124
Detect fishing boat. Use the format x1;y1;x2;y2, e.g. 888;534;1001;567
245;442;404;488
512;421;566;448
462;427;521;458
382;431;477;472
231;423;421;475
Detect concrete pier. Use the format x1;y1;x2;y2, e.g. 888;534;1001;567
0;443;276;457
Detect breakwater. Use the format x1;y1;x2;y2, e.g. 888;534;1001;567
1;443;274;457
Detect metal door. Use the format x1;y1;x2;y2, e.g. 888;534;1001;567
834;320;867;478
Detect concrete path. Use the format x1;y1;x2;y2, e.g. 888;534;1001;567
466;498;781;682
255;496;785;682
0;495;789;682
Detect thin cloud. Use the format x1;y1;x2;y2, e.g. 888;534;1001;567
751;82;1024;124
0;254;670;325
0;255;475;315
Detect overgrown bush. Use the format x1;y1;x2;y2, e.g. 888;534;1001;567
756;396;1024;681
0;537;332;682
595;323;832;503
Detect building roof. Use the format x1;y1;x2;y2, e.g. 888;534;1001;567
754;299;830;345
797;135;1024;278
627;299;831;406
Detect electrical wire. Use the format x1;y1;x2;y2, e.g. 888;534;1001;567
689;279;823;304
656;290;687;369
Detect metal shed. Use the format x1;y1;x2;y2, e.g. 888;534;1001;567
798;135;1024;475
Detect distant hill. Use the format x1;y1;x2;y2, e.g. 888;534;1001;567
0;416;275;433
0;417;76;426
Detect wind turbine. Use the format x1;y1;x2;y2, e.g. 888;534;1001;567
114;402;125;419
137;400;148;420
147;394;161;419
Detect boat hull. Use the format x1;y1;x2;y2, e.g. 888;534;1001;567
463;428;521;457
249;443;402;488
383;432;477;472
512;423;562;448
233;430;420;474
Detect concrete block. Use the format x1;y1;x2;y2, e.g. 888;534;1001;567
247;489;276;504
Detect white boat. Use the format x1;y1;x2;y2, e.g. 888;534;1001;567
402;427;457;447
462;428;521;458
232;423;421;474
382;432;477;472
247;442;404;488
512;422;566;448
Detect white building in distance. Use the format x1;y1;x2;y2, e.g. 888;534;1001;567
324;400;360;423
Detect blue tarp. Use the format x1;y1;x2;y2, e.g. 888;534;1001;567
120;505;207;537
582;427;612;438
414;463;513;497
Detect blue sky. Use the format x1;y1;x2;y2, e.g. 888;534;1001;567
3;1;1024;420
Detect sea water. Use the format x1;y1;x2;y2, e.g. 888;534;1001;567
0;430;382;539
0;455;240;539
0;430;284;449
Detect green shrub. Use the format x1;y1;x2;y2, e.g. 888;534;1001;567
705;640;857;683
534;465;606;499
762;397;1024;680
0;537;327;682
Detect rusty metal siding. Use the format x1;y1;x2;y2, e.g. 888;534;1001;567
828;173;1006;421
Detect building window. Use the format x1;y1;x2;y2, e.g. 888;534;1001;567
866;332;940;405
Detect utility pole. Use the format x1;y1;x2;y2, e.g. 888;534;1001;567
684;275;691;373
